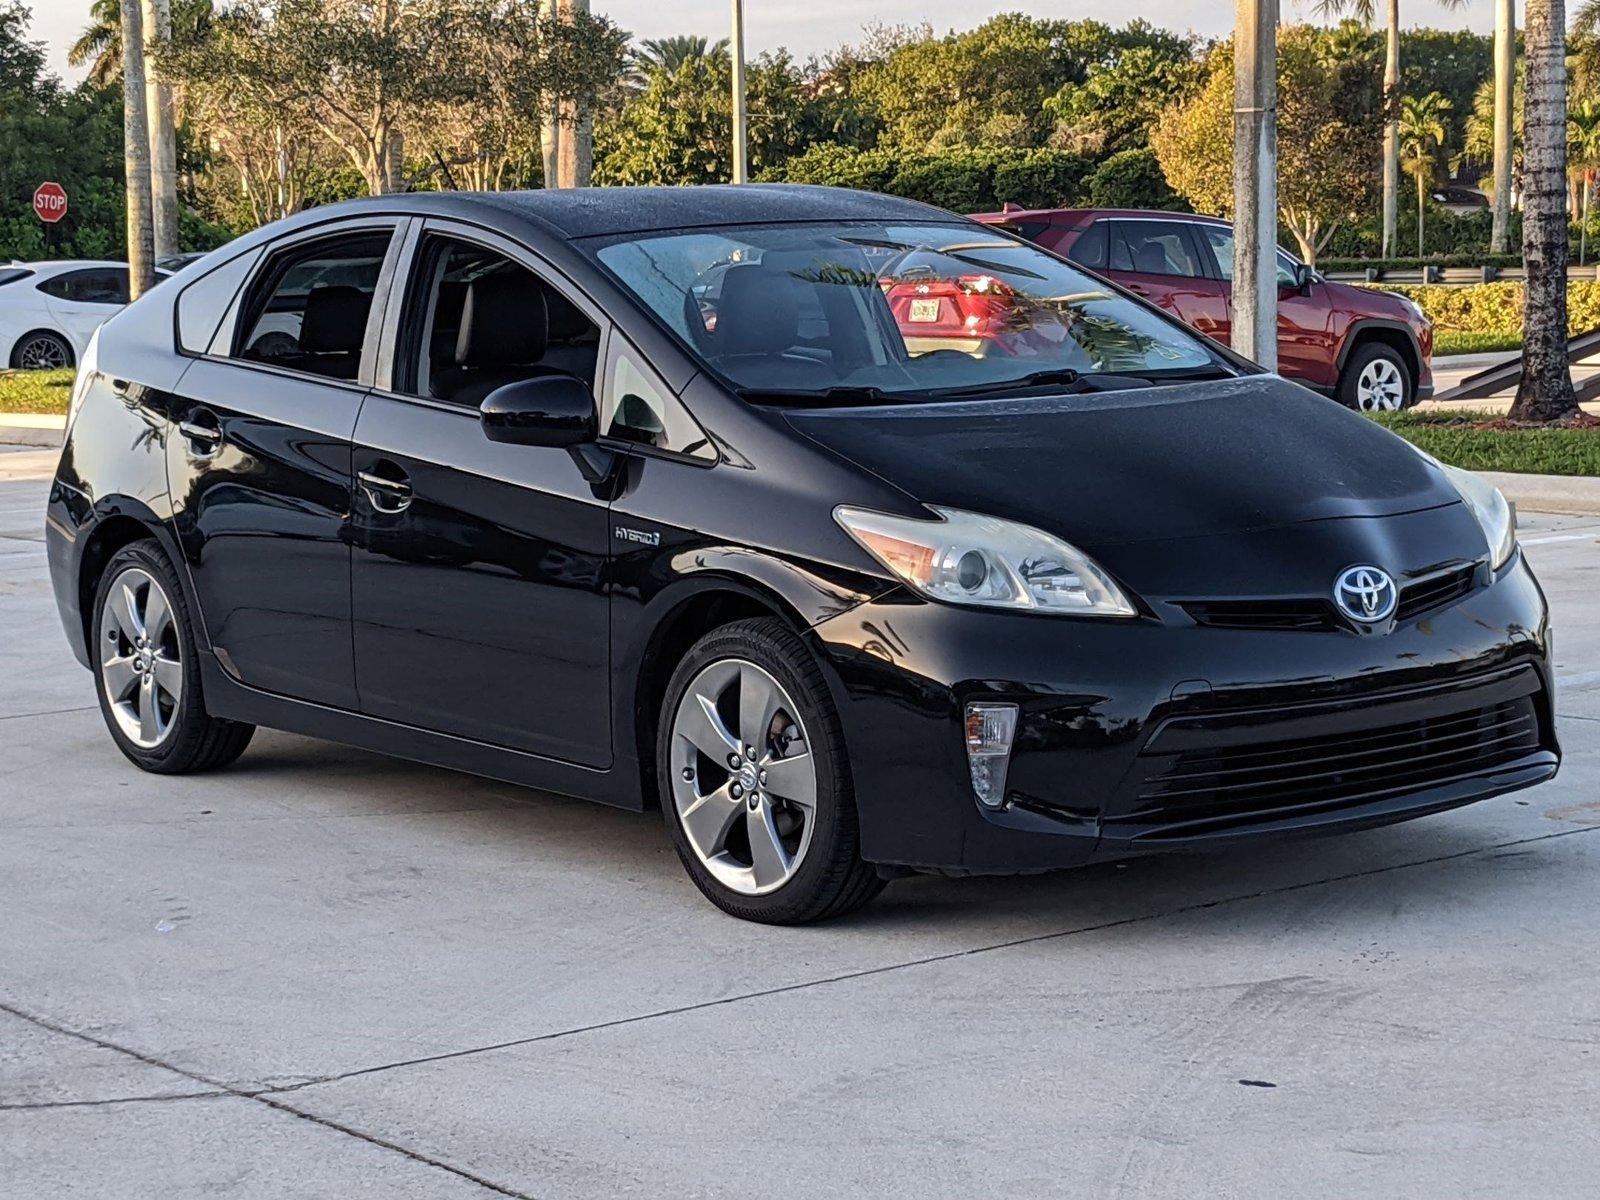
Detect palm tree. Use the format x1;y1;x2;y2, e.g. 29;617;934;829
633;34;728;77
70;0;213;87
1399;91;1451;258
1510;0;1579;423
120;0;154;299
1570;102;1600;264
1314;0;1466;259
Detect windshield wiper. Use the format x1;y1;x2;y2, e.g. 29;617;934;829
734;384;903;407
924;368;1084;398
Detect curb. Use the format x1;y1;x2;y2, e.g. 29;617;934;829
1482;470;1600;518
0;414;66;448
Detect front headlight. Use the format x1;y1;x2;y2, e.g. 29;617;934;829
834;505;1137;617
1440;461;1516;569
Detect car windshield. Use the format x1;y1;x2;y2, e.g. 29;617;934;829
592;221;1229;401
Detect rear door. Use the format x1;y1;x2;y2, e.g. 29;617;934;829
1105;220;1231;344
38;266;130;352
166;219;404;708
348;221;615;766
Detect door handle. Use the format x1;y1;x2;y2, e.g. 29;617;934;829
358;467;413;514
178;413;223;460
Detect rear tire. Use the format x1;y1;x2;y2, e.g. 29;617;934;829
91;540;255;774
1338;342;1412;412
658;617;884;924
10;330;73;371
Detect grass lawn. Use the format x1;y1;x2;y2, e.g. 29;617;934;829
0;368;74;416
1434;331;1522;357
1372;409;1600;477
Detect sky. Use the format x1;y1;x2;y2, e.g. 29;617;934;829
26;0;1501;84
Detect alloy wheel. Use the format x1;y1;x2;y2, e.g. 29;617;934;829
15;333;69;371
1356;358;1405;411
668;658;818;896
99;566;183;749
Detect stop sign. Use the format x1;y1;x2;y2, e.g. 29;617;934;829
33;182;68;224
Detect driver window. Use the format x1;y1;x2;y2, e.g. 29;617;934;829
403;236;602;406
603;344;715;462
1201;225;1297;287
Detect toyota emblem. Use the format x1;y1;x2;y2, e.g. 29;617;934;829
1334;565;1398;624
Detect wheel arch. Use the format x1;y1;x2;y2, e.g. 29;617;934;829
8;326;75;370
1337;319;1422;390
75;506;198;660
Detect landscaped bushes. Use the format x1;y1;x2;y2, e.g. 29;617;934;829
765;146;1157;213
1374;281;1600;336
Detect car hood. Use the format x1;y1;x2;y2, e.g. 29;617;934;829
784;375;1462;550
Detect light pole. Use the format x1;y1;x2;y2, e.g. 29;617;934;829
1232;0;1278;371
731;0;748;183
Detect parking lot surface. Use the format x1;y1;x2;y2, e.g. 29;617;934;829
2;443;1597;1198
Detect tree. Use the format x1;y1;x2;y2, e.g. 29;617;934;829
1571;101;1600;264
1042;39;1203;158
1153;29;1379;266
595;50;826;185
1398;91;1451;258
1510;0;1579;423
69;0;212;86
633;34;727;76
141;0;179;259
1313;0;1467;259
120;0;154;297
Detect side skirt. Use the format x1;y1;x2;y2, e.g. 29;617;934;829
198;653;644;810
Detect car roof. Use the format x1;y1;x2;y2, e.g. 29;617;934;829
289;185;956;240
970;207;1229;227
8;259;130;273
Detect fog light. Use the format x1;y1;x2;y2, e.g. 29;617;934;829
964;702;1018;809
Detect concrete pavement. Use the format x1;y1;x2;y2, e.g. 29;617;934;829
1;444;1597;1198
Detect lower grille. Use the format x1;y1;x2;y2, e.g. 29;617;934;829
1131;693;1542;832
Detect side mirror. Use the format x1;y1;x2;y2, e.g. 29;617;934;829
1289;263;1316;296
479;374;596;448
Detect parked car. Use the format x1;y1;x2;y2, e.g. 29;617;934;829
1;260;168;371
47;186;1555;923
967;206;1434;411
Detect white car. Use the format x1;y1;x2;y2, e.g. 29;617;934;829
0;260;169;371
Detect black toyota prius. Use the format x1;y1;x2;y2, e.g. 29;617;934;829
45;185;1559;922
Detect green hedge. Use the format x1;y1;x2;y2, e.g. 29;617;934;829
1367;281;1600;336
764;145;1184;213
1320;253;1523;274
0;368;74;415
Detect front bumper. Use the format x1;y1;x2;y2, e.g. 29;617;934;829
810;551;1557;874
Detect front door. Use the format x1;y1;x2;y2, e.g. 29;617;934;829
349;227;614;766
1194;223;1338;388
166;223;401;709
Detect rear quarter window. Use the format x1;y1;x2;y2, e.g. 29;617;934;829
0;267;34;288
175;248;263;355
1064;222;1108;270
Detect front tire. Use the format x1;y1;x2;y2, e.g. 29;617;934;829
658;617;884;924
92;540;255;774
1338;343;1412;412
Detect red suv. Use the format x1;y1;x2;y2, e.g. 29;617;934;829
966;207;1433;410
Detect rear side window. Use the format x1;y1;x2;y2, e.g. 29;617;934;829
175;249;262;355
1064;221;1109;270
38;267;130;303
1109;222;1205;278
233;232;393;381
0;267;34;288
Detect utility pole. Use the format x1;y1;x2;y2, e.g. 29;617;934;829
1232;0;1278;371
730;0;747;184
1491;0;1515;254
141;0;178;261
1381;0;1400;259
120;0;155;299
539;0;561;187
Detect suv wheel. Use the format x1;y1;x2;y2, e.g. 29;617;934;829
92;540;255;773
1339;343;1412;412
658;617;885;924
